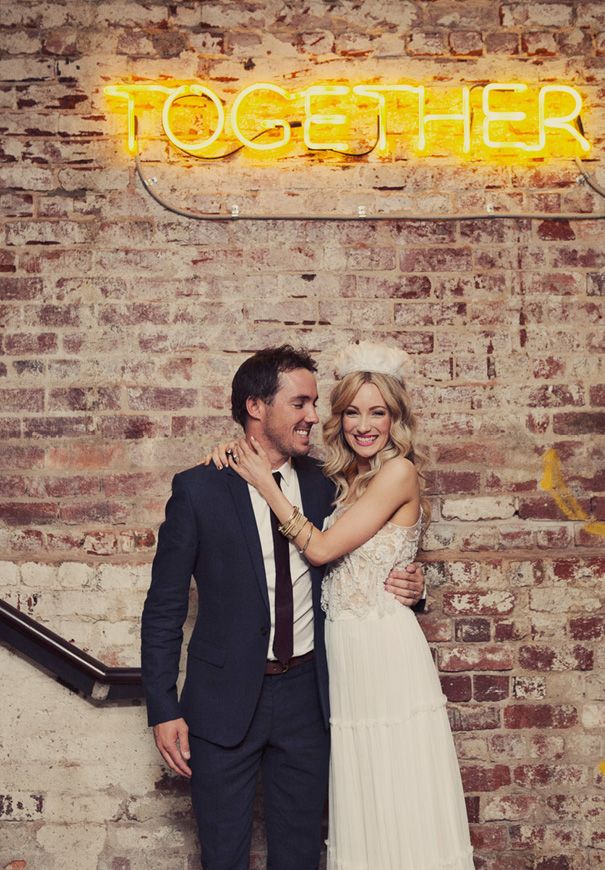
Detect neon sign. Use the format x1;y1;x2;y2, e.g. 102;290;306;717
104;81;590;160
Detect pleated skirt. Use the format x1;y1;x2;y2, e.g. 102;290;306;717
325;606;474;870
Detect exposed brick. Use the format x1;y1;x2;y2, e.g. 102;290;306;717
568;616;605;640
44;476;100;498
127;387;198;411
439;646;514;672
589;384;605;406
48;387;121;412
449;31;483;56
473;675;510;702
32;304;81;327
97;416;170;439
465;795;480;824
426;471;481;495
534;858;570;870
460;764;511;792
517;497;577;520
0;501;59;525
23;416;94;438
0;446;45;469
0;388;44;412
3;332;57;354
513;764;584;788
455;618;491;643
486;794;539;823
60;501;129;524
400;247;472;272
513;676;546;700
450;705;501;731
484;31;519;54
418;614;452;642
470;824;508;850
354;275;431;299
407;31;449;56
0;250;17;273
495;620;528;642
444;591;515;617
440;674;472;702
522;31;558;55
518;644;593;671
504;705;578;729
588;273;605;296
553;412;605;434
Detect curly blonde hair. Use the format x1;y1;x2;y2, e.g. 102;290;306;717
322;371;429;517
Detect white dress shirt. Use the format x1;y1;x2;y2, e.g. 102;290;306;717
248;460;314;660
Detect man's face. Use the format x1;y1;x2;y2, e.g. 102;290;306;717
257;368;319;461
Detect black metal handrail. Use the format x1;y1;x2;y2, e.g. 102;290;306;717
0;598;144;701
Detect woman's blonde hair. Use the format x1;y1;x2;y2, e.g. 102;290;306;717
322;370;429;516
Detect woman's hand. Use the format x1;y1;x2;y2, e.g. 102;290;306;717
227;436;275;495
200;440;240;470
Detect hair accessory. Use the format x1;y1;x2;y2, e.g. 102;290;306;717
333;341;409;382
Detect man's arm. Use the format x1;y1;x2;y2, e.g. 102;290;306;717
384;562;425;611
141;473;199;776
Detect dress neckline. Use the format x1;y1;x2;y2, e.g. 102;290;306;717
335;503;423;532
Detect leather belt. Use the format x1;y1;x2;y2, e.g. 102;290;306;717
264;650;314;675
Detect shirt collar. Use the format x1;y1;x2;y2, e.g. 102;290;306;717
274;458;295;488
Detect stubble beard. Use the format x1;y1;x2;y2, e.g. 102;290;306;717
263;419;312;462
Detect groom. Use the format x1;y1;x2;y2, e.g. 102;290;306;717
141;345;425;869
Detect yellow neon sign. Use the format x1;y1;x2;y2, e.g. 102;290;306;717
104;80;591;159
352;84;422;153
162;84;225;153
231;83;293;151
418;85;471;153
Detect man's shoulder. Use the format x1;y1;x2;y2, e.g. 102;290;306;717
294;454;324;475
294;454;335;490
172;463;222;487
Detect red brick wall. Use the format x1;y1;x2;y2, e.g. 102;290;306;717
1;2;604;868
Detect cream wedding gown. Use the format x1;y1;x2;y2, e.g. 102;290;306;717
321;510;474;870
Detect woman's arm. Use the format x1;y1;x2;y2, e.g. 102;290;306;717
229;437;420;566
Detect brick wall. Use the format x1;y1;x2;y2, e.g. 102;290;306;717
1;1;604;868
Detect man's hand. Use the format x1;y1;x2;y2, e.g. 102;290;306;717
385;562;425;608
153;717;192;778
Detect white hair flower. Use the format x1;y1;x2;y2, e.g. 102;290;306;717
333;341;410;382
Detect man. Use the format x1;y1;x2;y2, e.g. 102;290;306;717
141;345;425;869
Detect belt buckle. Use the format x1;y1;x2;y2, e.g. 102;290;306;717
281;661;290;673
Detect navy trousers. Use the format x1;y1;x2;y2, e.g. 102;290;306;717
189;659;330;870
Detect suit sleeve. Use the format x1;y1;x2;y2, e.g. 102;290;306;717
141;473;199;726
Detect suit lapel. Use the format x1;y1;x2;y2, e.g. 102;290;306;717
295;458;325;531
225;468;270;615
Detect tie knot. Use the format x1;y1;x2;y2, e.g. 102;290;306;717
273;471;282;488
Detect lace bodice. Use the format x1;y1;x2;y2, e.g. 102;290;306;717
320;508;423;620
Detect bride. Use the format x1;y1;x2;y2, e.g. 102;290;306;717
216;342;473;869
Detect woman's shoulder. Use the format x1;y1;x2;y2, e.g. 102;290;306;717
378;454;418;483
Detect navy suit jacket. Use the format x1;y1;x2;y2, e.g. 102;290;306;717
141;456;336;747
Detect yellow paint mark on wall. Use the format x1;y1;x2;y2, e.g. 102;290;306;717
599;760;605;776
540;448;605;538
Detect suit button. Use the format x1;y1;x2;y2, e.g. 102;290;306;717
260;627;268;636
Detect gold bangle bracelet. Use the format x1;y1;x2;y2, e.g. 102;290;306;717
297;522;314;555
283;512;308;541
278;506;299;536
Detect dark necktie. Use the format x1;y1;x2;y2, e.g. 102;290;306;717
270;471;294;665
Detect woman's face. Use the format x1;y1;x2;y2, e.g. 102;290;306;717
341;381;392;463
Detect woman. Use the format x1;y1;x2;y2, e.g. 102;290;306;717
213;341;473;869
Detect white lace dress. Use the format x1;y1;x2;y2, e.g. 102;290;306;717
321;510;474;870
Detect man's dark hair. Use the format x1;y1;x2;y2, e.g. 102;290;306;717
231;345;318;427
